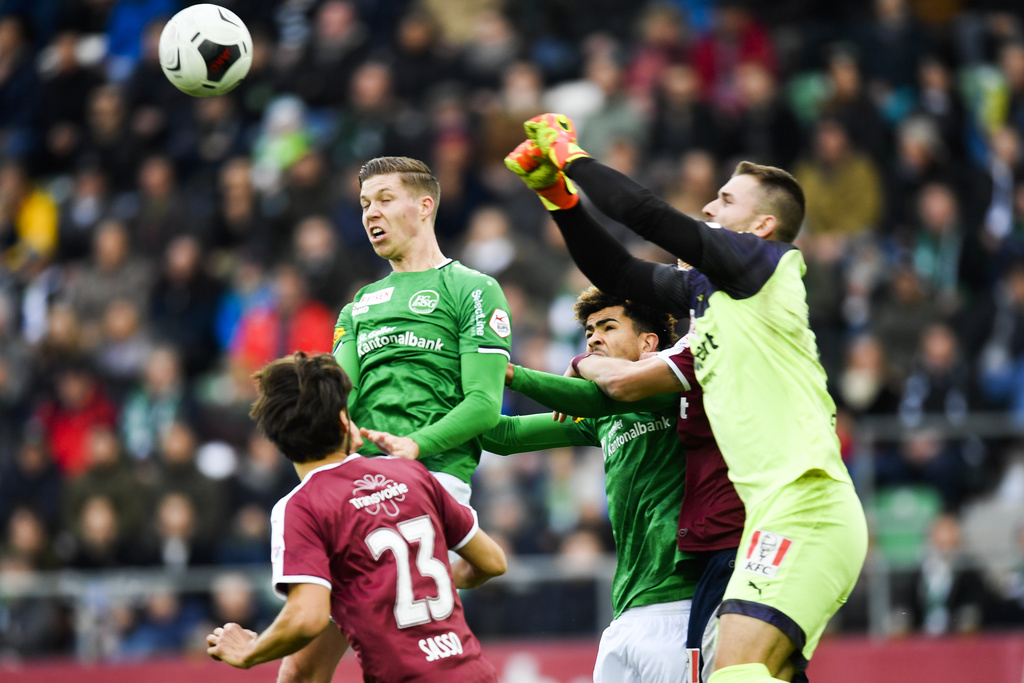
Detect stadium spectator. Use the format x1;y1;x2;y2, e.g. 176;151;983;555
149;235;222;376
648;64;722;164
33;361;117;477
0;160;58;274
2;506;60;571
795;118;884;240
120;345;197;462
870;266;943;383
115;587;206;659
818;48;890;166
64;219;153;343
92;298;152;401
63;426;146;540
0;15;40;158
623;3;690;114
891;513;990;635
65;494;136;569
37;30;103;176
231;263;334;373
0;436;61;534
0;552;67;656
690;1;777;116
55;165;111;264
151;422;224;547
281;0;370;109
725;61;802;170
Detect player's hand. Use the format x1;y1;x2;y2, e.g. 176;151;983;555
504;140;579;211
360;428;421;460
524;113;590;170
505;362;515;386
207;623;258;668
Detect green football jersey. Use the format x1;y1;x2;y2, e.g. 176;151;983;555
570;410;697;618
333;260;511;482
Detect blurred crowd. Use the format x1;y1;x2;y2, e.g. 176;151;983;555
2;0;1024;660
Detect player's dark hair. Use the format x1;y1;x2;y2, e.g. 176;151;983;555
573;286;677;350
358;156;441;213
250;352;353;464
733;161;805;243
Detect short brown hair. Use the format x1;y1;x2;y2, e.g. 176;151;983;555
250;352;353;463
733;161;805;243
573;286;677;350
358;156;440;211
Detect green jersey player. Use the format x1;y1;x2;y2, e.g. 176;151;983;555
279;157;511;683
482;287;701;683
332;156;512;498
510;116;868;683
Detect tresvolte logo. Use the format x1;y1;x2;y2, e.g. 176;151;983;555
409;289;439;314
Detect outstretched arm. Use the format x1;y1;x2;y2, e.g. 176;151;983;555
566;157;707;267
207;583;331;669
367;353;506;460
548;203;692;315
509;365;677;416
571;355;688;402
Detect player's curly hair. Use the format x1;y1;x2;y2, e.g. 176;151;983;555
573;286;677;350
733;160;805;244
358;156;441;212
250;352;353;463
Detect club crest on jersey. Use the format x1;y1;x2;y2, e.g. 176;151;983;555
353;287;394;316
349;474;409;516
740;530;793;579
409;289;439;314
488;309;511;337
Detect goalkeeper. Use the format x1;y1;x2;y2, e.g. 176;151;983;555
506;119;867;683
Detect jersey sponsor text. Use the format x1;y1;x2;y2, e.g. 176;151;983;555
600;415;674;458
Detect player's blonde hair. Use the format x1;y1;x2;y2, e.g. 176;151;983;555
359;156;441;216
733;161;805;243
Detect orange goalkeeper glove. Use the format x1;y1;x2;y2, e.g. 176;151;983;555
504;139;579;211
524;113;590;170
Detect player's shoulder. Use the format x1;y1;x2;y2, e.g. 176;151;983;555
444;260;501;289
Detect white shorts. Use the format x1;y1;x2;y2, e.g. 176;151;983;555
430;470;474;564
594;599;698;683
430;470;473;507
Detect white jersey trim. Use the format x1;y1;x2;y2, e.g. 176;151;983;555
655;349;691;391
273;575;332;601
476;347;511;360
450;508;480;552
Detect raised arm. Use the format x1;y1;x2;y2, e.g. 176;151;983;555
566;157;707;266
509;364;677;416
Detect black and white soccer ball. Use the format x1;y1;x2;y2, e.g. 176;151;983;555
159;4;252;98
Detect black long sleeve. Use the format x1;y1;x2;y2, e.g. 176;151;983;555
566;157;705;266
549;204;691;315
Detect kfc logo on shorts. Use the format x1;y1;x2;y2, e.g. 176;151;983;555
739;530;793;579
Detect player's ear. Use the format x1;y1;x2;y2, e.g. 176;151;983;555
419;194;435;220
640;332;660;355
752;214;777;239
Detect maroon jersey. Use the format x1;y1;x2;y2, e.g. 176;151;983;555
270;455;496;683
658;337;745;552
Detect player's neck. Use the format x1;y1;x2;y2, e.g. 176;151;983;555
292;450;353;480
389;235;447;273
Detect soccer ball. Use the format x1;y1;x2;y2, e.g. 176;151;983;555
159;4;252;98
